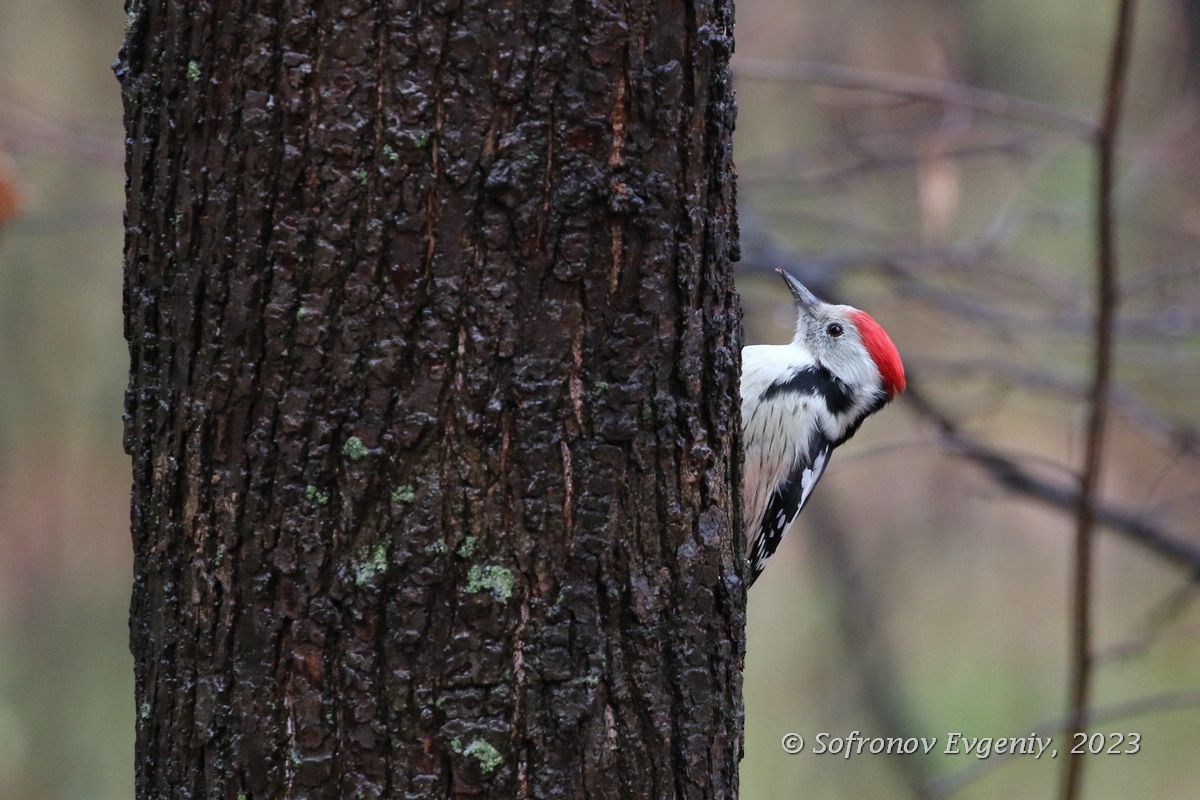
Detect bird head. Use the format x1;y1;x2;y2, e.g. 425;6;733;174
777;268;906;399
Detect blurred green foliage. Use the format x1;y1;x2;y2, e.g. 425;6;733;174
737;2;1200;799
0;1;130;798
1;0;1199;798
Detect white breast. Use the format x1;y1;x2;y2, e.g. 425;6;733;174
740;343;828;546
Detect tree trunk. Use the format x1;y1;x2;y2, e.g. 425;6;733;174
117;0;741;798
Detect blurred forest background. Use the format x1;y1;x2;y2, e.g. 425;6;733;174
1;1;1198;799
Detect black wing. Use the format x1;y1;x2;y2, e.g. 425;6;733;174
747;434;834;586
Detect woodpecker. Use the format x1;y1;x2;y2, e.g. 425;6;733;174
742;269;906;586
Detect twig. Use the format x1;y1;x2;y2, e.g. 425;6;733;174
1062;3;1136;796
743;136;1041;192
805;504;933;799
926;689;1200;798
902;381;1200;576
1093;586;1200;665
0;94;123;168
913;357;1200;463
732;58;1097;140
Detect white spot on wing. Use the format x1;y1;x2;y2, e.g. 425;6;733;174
798;448;829;509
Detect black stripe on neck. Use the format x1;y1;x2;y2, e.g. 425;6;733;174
762;365;855;415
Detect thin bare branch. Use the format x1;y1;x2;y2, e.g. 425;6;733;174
1062;3;1136;796
1093;586;1200;665
0;93;123;168
732;58;1097;140
915;357;1200;463
903;381;1200;575
805;504;933;800
927;689;1200;798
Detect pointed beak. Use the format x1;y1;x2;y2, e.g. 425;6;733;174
776;268;822;314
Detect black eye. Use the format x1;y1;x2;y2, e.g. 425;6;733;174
826;322;844;338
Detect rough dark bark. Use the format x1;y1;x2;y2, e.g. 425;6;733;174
117;1;742;798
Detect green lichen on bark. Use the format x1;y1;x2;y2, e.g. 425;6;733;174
353;544;388;586
452;737;505;775
464;565;514;602
341;436;368;461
